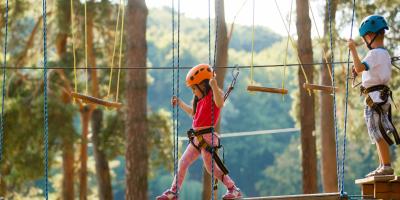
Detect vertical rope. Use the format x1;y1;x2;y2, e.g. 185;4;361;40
70;0;77;93
327;0;340;193
250;0;255;85
115;0;125;103
282;0;293;98
42;0;49;198
341;0;356;195
107;0;122;98
211;0;220;198
171;0;178;197
0;0;9;163
84;0;88;94
176;0;180;197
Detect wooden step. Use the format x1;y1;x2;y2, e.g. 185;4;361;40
355;175;400;199
241;192;347;200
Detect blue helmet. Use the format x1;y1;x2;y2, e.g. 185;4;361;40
359;15;388;37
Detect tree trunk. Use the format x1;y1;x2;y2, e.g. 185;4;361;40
79;107;91;200
296;0;318;194
320;0;338;193
55;2;75;198
203;0;229;199
125;0;148;199
92;109;113;200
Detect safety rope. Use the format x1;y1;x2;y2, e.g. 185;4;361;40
208;0;220;197
0;0;9;164
176;0;181;197
327;0;340;193
341;0;356;195
42;0;49;198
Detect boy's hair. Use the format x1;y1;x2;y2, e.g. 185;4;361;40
192;79;211;115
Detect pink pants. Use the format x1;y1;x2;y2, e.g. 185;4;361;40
170;133;235;192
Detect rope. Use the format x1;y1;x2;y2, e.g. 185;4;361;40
327;0;340;194
84;0;88;95
42;0;49;198
0;0;9;163
211;0;220;197
171;0;179;197
115;0;125;103
281;0;293;98
341;0;356;195
176;0;181;197
4;61;358;70
107;0;122;98
70;0;77;93
273;0;311;94
309;2;333;81
249;0;255;85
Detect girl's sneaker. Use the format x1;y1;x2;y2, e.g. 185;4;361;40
222;186;242;200
156;190;177;200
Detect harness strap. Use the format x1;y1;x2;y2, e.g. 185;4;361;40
365;95;400;145
186;128;230;175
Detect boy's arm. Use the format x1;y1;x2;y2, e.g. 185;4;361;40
348;39;366;74
209;78;224;108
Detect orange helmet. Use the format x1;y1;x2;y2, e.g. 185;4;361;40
185;64;213;87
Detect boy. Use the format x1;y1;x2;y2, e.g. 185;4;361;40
348;15;399;177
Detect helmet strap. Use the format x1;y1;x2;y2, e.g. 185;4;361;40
363;32;381;50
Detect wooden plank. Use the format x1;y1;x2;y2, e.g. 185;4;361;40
303;83;338;93
247;85;288;94
375;182;391;193
241;192;346;200
375;192;395;199
361;184;374;196
391;182;400;193
70;92;122;108
355;175;395;184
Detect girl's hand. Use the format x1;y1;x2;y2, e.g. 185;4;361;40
209;75;218;89
171;96;180;107
348;39;357;51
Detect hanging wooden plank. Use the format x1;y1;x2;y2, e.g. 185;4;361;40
70;92;122;108
247;85;288;94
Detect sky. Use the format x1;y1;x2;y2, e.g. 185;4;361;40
145;0;330;37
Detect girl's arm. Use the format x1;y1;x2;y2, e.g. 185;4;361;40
172;96;193;117
348;39;366;74
209;77;224;108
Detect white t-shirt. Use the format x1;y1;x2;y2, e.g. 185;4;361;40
361;48;392;103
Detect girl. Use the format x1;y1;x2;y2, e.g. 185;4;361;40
156;64;242;200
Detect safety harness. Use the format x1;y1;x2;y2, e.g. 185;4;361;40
360;85;400;145
186;127;229;190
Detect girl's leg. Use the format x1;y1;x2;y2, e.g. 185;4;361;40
201;149;235;189
170;143;200;192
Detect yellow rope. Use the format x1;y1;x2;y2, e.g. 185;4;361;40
107;0;122;99
84;0;88;95
274;0;311;95
70;0;77;93
115;0;125;103
249;0;255;85
281;0;294;98
309;2;333;82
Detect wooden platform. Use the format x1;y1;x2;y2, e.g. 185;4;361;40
355;175;400;200
241;192;347;200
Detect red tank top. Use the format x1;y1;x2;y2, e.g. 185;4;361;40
192;90;221;128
